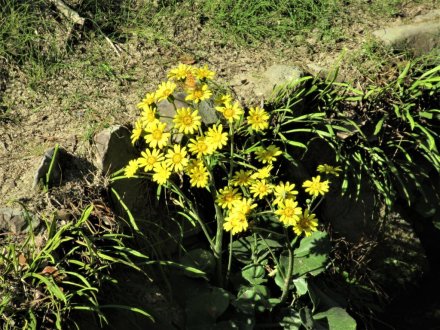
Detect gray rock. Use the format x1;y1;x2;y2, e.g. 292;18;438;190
93;125;138;174
232;64;303;101
33;146;68;189
0;208;40;234
157;92;219;128
373;12;440;55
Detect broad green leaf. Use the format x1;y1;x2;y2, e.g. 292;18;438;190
235;285;270;313
242;264;266;285
293;231;330;277
314;307;356;330
186;287;230;324
293;278;308;297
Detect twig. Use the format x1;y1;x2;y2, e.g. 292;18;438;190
104;35;122;57
49;0;85;26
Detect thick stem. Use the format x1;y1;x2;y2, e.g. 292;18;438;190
226;232;233;283
280;245;293;303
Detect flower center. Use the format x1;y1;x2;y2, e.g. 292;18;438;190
182;115;193;125
193;90;203;99
253;114;262;123
173;154;182;164
224;108;234;118
284;207;294;217
147;156;156;165
152;130;162;140
225;194;234;202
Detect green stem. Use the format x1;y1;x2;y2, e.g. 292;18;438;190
226;232;233;283
209;173;225;287
168;181;215;250
257;233;285;279
310;195;325;213
228;124;235;180
280;229;294;303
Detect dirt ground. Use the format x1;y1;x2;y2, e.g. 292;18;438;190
0;1;437;209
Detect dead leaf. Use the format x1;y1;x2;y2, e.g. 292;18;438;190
18;253;28;267
41;266;58;277
179;55;196;65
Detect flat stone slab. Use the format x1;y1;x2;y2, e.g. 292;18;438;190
373;11;440;55
232;64;303;101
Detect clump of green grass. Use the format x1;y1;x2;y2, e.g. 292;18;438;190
0;204;153;328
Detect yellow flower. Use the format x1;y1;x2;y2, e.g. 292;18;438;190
250;180;273;199
302;176;330;197
195;64;215;80
205;124;228;151
275;199;302;227
140;105;158;129
247;106;269;131
216;186;242;209
165;144;189;172
173;108;201;134
185;84;212;103
144;121;170;149
215;101;243;123
124;160;139;178
251;165;273;180
185;158;204;174
188;136;212;158
223;212;248;235
155;81;176;102
188;164;209;188
254;145;282;164
317;164;342;177
168;63;194;81
137;92;156;110
152;162;172;185
293;210;318;236
231;198;257;216
138;148;164;172
231;169;253;187
131;119;144;144
273;181;298;205
214;94;233;106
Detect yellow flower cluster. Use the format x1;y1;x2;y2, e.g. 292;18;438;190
125;63;337;238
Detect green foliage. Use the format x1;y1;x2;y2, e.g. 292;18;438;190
273;62;440;207
293;231;330;277
0;205;153;328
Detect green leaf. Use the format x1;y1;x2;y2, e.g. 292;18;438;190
373;115;387;135
279;308;302;329
235;285;271;313
186;287;230;324
314;307;356;330
293;278;308;297
24;273;66;302
242;264;266;285
293;231;330;277
231;236;255;264
180;249;216;277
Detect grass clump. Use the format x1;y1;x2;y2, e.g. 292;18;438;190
0;204;153;329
